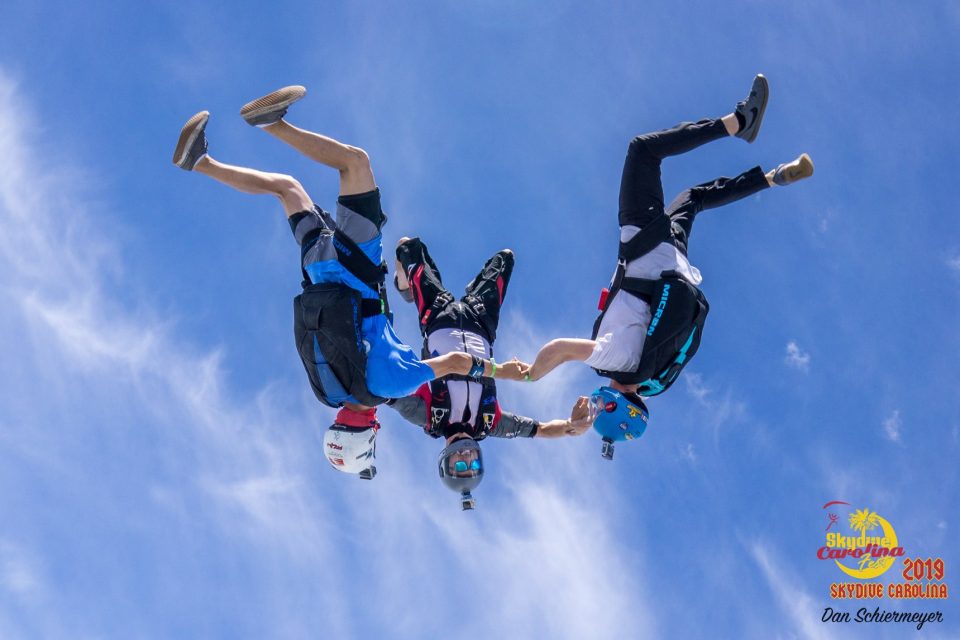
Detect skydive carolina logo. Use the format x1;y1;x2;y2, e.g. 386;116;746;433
818;501;903;579
818;501;948;631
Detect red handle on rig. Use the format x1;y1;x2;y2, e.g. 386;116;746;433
597;288;610;310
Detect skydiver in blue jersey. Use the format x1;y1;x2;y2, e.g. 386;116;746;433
172;86;527;479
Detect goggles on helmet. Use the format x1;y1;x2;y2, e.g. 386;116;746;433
454;459;482;473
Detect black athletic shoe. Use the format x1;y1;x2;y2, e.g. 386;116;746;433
172;111;209;171
735;74;769;143
773;153;814;186
240;85;306;127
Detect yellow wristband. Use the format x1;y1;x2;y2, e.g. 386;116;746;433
490;360;497;378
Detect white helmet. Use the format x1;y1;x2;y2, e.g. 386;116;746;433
323;425;378;480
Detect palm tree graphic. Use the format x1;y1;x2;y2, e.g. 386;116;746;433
849;508;882;570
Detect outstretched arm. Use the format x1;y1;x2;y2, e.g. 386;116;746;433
524;339;596;381
534;396;595;438
493;397;595;439
423;352;529;381
424;351;473;378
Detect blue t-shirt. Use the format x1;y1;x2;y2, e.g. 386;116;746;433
306;235;434;399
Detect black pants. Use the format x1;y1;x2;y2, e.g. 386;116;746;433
396;238;514;344
619;118;770;255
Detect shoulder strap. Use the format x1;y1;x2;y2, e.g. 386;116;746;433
297;228;387;293
618;213;672;263
333;228;386;288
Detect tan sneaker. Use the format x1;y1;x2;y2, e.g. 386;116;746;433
172;111;209;170
773;153;815;186
240;85;306;127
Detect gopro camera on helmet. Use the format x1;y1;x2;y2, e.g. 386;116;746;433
601;437;616;460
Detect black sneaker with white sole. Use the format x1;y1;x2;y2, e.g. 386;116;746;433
735;74;769;143
172;111;209;171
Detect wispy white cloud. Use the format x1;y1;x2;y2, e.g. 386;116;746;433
0;67;350;635
947;253;960;276
749;541;837;640
882;409;902;443
813;206;837;236
685;370;711;404
680;442;697;464
429;481;656;640
683;372;748;447
0;540;42;599
785;341;811;372
0;67;651;640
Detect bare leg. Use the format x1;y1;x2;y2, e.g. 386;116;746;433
261;121;376;196
193;155;312;217
721;113;739;136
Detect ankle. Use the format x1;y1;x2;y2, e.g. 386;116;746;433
193;154;212;173
721;113;741;136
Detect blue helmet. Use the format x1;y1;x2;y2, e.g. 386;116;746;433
589;386;649;460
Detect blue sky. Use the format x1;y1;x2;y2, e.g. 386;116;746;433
1;2;958;638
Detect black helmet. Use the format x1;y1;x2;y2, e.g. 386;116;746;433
438;437;484;510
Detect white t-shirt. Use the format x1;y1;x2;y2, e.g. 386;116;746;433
584;225;702;373
426;327;492;424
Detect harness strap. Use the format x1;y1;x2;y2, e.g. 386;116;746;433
618;213;672;263
619;276;657;298
598;214;673;317
332;229;385;289
361;298;384;317
299;228;391;316
298;228;386;288
423;291;455;332
599;262;658;311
